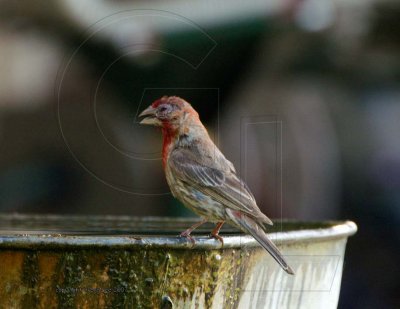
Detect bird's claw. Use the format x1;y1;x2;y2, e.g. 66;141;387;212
210;233;224;247
179;232;196;247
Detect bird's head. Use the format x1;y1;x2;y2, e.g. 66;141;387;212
139;96;199;131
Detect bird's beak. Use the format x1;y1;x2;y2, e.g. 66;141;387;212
139;105;161;126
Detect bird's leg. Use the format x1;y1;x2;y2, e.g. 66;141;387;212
210;221;225;246
179;219;207;246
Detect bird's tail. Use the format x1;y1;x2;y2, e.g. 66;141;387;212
226;209;294;275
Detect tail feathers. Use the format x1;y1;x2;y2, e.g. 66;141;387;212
226;210;294;275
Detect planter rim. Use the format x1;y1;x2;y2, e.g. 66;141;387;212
0;214;357;250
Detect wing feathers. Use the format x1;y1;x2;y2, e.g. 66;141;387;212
169;148;272;224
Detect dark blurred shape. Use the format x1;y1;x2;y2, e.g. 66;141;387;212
0;158;78;213
370;3;400;47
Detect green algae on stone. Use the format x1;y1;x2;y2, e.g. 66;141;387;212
21;251;40;308
55;251;87;309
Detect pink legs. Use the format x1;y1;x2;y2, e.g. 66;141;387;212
179;220;225;247
179;219;208;245
210;221;225;245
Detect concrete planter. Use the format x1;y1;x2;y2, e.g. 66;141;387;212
0;215;356;308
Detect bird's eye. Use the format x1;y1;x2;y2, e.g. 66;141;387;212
158;105;171;115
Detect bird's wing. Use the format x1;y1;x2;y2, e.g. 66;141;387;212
169;148;272;225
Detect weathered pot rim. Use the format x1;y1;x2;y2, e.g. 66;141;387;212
0;214;357;250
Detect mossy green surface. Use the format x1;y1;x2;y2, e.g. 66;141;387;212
0;216;356;308
0;247;256;308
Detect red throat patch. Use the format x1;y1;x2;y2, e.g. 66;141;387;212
161;122;177;168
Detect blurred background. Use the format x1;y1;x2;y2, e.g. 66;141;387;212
0;0;399;307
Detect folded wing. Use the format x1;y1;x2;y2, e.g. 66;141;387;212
169;148;273;225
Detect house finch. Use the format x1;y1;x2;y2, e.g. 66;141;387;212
139;96;294;275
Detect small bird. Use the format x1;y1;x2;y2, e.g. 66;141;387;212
139;96;294;275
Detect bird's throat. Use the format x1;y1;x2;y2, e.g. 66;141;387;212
161;124;178;168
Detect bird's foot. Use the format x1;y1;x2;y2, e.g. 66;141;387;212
179;231;196;247
178;219;207;248
209;233;224;247
209;221;224;247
